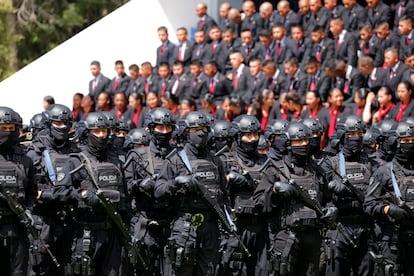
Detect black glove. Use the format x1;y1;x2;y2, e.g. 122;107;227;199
139;178;155;197
320;206;338;226
227;171;249;187
328;180;351;196
174;176;199;193
38;189;54;201
273;182;299;199
81;190;100;206
387;204;408;221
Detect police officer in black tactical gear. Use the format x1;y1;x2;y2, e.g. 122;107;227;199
325;115;374;276
264;119;289;162
124;107;176;275
375;119;398;164
155;111;231;276
28;113;45;141
224;115;268;275
0;106;37;276
302;118;324;159
211;120;235;174
254;122;337;276
364;120;414;276
46;112;128;276
26;104;79;276
123;128;151;150
112;120;131;164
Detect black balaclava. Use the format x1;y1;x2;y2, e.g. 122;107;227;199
395;142;414;166
188;129;209;149
309;136;321;156
50;124;70;147
153;130;172;148
342;135;363;158
0;130;19;152
87;132;108;158
290;144;310;165
113;136;125;149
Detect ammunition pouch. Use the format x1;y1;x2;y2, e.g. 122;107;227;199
233;196;258;216
268;231;298;275
220;235;244;271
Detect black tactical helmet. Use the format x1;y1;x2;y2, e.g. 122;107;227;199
265;119;289;139
336;115;365;133
0;107;22;127
180;111;211;130
144;107;176;128
376;119;398;137
43;104;72;125
29;113;45;130
83;112;110;130
282;122;312;141
212;121;234;138
363;126;381;145
302;118;323;134
232;115;261;135
395;121;414;138
117;120;131;132
124;128;151;147
401;117;414;125
102;112;119;129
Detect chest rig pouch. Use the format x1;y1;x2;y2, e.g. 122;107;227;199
78;157;123;210
335;153;370;209
0;154;26;211
131;146;164;177
233;159;263;217
277;161;320;229
40;149;70;190
185;157;222;211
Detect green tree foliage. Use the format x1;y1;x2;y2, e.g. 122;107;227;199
0;0;128;81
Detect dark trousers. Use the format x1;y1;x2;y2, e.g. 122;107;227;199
0;224;29;276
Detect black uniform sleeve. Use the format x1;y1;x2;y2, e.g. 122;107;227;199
154;158;180;199
51;157;84;203
252;165;280;213
22;155;37;210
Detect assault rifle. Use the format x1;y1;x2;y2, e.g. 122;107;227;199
0;185;60;267
266;157;358;248
74;153;149;270
169;149;251;258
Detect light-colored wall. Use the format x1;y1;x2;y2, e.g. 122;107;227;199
0;0;237;123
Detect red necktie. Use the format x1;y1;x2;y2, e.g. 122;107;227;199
233;71;239;90
92;79;97;90
390;69;396;78
406;37;411;46
310;77;316;91
335;36;340;49
343;79;349;94
247;47;251;57
178;45;183;61
316;45;321;62
160;44;165;56
277;42;281;59
209;78;214;94
145;80;149;94
193;78;198;88
113;78;119;90
211;42;217;53
364;42;370;55
399;4;404;17
199;19;204;29
396;102;409;122
161;81;167;96
266;48;271;60
172;79;180;94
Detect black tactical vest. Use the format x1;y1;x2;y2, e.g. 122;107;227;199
39;149;71;190
0;154;26;211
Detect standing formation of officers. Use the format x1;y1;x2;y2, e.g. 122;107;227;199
2;102;414;276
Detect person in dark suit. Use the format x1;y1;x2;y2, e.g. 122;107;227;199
284;57;308;100
228;51;252;104
157;62;173;97
137;62;159;95
203;60;232;107
403;49;414;86
384;47;409;94
125;64;141;98
342;0;368;34
227;8;243;37
215;28;242;73
173;27;194;68
375;21;401;54
398;16;414;61
156;26;176;68
305;57;332;103
287;24;311;69
357;55;386;92
108;60;130;96
330;16;358;67
309;26;335;69
207;26;222;62
191;29;211;66
259;1;275;31
188;60;208;103
298;0;313;34
358;23;384;67
240;29;261;65
244;58;267;105
309;0;330;35
262;60;288;100
241;1;263;39
300;90;330;134
170;61;192;103
89;60;110;102
257;29;276;63
367;0;392;29
195;2;217;36
324;0;345;35
272;0;300;36
394;0;414;32
334;59;365;105
387;81;414;121
271;23;294;69
218;2;234;32
111;91;134;124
